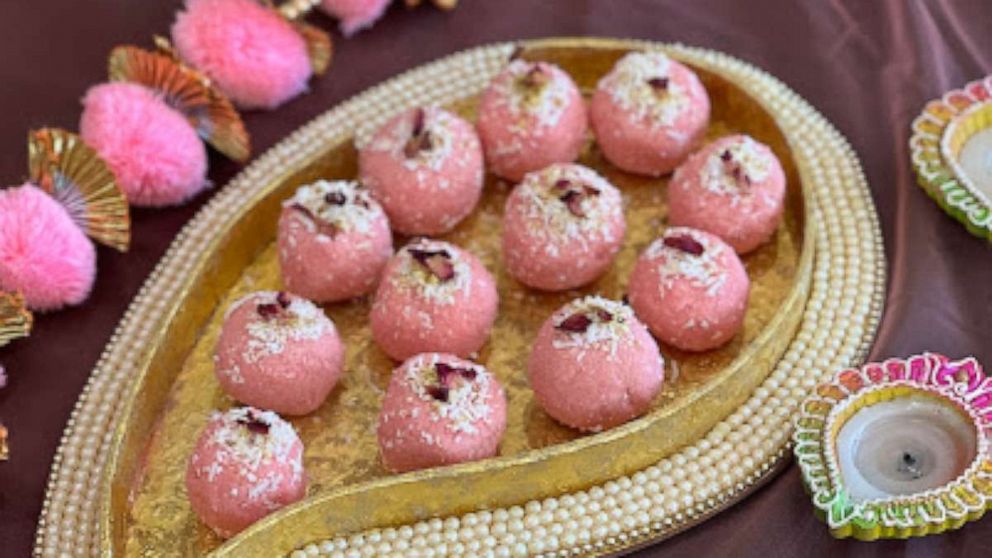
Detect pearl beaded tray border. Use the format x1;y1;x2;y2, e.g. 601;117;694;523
33;38;885;557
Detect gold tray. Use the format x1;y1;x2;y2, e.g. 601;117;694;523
34;38;886;558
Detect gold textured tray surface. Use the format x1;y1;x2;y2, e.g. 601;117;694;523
122;50;806;555
34;38;885;558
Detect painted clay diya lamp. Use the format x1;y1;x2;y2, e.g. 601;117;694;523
794;353;992;540
910;75;992;241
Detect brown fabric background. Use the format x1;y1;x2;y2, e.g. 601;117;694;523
1;0;990;556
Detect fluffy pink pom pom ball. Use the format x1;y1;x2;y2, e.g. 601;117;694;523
80;83;208;207
321;0;390;36
172;0;313;109
0;184;96;311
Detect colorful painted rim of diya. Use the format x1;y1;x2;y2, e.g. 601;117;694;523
794;352;992;540
909;75;992;241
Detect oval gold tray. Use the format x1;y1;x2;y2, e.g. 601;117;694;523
34;38;885;558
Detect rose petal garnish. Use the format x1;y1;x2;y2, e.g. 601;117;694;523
324;191;346;206
403;108;434;159
276;291;291;308
560;190;587;218
237;415;270;435
648;77;669;91
596;309;613;322
292;203;341;237
409;248;455;282
582;185;600;197
257;303;280;319
663;234;705;256
553;179;572;190
426;385;450;402
720;149;732;162
557;313;592;333
411;108;426;137
436;362;477;386
521;65;546;88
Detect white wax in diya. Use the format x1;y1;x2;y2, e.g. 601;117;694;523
836;396;977;502
958;127;992;201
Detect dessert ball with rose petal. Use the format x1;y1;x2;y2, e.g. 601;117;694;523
214;291;345;415
370;239;498;361
528;296;664;432
359;107;484;236
0;184;96;311
668;134;786;254
320;0;390;36
590;51;710;176
628;227;749;352
502;163;625;291
80;83;208;207
278;180;393;303
477;59;588;181
377;353;507;472
172;0;312;110
185;407;306;538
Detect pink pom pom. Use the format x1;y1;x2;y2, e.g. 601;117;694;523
0;184;96;311
80;83;208;207
320;0;390;36
172;0;313;109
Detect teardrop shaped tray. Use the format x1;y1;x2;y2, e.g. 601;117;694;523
34;37;885;558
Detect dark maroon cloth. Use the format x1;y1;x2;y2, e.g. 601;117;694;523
1;1;991;556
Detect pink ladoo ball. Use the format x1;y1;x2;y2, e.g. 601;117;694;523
528;296;664;432
477;59;588;182
214;291;345;415
80;82;208;207
590;51;710;176
320;0;390;36
668;134;786;254
370;239;498;361
502;163;626;291
628;227;749;352
172;0;312;110
185;407;306;538
278;180;393;303
359;107;484;235
377;353;507;473
0;184;95;311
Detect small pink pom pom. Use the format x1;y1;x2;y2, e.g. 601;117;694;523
320;0;391;36
172;0;313;109
0;185;96;311
80;83;208;207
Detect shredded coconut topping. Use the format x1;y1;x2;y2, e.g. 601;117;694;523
699;136;772;196
550;296;635;359
494;60;573;130
403;354;495;435
227;291;333;363
515;164;622;253
282;179;382;236
597;51;690;128
368;107;459;172
645;228;728;297
198;407;303;501
393;239;472;306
